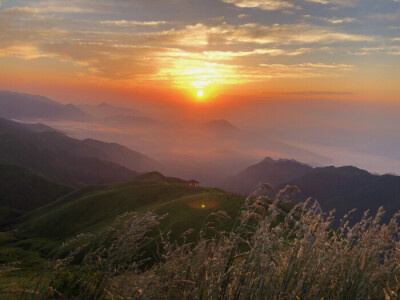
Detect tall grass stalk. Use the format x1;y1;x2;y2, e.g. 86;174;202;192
37;185;400;299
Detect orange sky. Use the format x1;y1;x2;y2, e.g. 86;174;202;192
0;0;399;107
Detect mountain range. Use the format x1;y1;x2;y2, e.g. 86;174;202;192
0;118;160;186
0;90;87;121
220;157;400;223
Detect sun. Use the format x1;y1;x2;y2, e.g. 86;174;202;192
197;90;204;98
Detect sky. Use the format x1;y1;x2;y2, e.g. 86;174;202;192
1;0;400;176
0;0;399;105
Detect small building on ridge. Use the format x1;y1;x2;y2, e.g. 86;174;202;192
187;179;199;188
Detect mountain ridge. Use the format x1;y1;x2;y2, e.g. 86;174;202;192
220;157;400;222
0;118;139;186
0;90;87;121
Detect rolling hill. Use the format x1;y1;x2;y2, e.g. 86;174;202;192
0;164;72;213
0;164;72;226
18;172;245;241
0;172;246;295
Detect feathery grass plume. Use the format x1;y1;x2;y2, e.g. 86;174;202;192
32;187;400;299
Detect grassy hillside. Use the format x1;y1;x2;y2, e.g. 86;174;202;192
1;172;244;295
0;164;73;227
18;172;245;241
0;164;72;212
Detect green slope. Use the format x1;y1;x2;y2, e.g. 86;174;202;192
0;164;73;227
18;172;245;242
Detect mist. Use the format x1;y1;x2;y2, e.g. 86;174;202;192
3;90;399;186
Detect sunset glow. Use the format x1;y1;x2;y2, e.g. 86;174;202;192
0;0;398;104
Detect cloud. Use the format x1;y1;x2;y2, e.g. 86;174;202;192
0;0;392;93
352;46;400;56
279;90;353;95
2;5;90;14
212;23;374;45
388;46;400;55
0;45;47;60
221;0;296;11
0;9;374;86
304;15;357;24
202;48;311;59
322;18;356;24
259;62;355;78
305;0;329;4
369;10;400;21
100;20;169;27
131;22;373;47
353;47;385;56
41;42;173;79
304;0;362;6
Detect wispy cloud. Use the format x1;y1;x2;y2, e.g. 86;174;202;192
304;15;357;24
100;20;169;27
304;0;362;7
259;63;355;78
221;0;296;11
388;45;400;55
2;5;90;14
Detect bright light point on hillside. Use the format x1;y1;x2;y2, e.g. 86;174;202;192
197;90;204;98
201;204;206;209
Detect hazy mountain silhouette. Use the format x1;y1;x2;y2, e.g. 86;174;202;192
219;157;314;194
0;90;87;121
23;122;62;134
285;166;400;223
221;157;400;222
81;138;161;172
0;118;141;186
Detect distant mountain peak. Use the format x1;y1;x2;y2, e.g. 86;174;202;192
262;157;275;163
219;157;314;194
262;157;310;167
